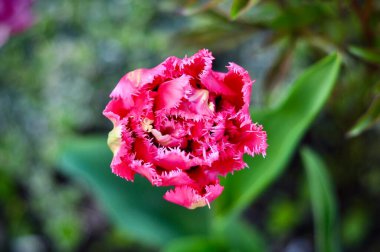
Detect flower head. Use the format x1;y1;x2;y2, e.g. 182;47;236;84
0;0;34;46
104;49;267;209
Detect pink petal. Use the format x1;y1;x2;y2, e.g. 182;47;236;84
163;184;224;209
185;166;219;189
183;88;213;116
103;98;129;123
163;186;204;209
162;56;182;78
134;137;157;163
181;49;214;80
200;70;229;96
110;155;136;181
158;169;193;187
190;120;211;139
129;160;161;186
209;112;227;141
110;64;166;102
150;117;189;147
154;147;192;170
212;150;246;176
226;113;268;156
224;63;253;113
103;90;155;124
170;103;206;121
110;151;136;181
150;129;171;145
204;184;224;204
150;129;184;148
109;127;136;181
188;142;220;167
128;91;155;117
200;63;253;113
155;75;191;111
241;123;268;156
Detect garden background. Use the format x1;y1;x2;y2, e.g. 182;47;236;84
1;0;379;251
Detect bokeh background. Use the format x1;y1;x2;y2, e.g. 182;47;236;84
1;0;379;251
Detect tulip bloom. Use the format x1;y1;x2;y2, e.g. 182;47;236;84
104;49;267;209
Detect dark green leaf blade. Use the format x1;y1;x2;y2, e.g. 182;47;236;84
163;237;225;252
58;136;210;247
301;147;340;252
218;220;267;252
347;95;380;137
214;53;341;221
349;46;380;64
164;220;266;252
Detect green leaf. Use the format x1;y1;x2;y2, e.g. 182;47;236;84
57;136;210;247
342;206;370;247
266;197;300;236
347;95;380;137
181;0;223;16
349;46;380;64
270;4;333;31
214;53;341;222
163;237;225;252
176;11;254;51
217;220;267;252
301;147;340;252
230;0;259;20
164;220;266;252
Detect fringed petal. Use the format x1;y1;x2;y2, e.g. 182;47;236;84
190;120;212;139
163;183;223;209
107;121;136;181
162;56;182;78
200;70;230;96
212;150;246;176
181;49;214;80
110;155;136;181
155;75;192;111
103;98;129;123
110;63;167;112
110;149;136;181
210;112;227;141
226;112;268;156
130;160;161;186
241;123;268;156
134;137;158;163
109;130;136;181
189;142;220;167
158;169;193;187
182;88;213;116
163;186;204;209
203;184;224;204
224;63;254;113
155;147;192;170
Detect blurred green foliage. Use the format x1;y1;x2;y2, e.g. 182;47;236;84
59;136;210;247
1;0;380;251
302;147;340;252
215;54;341;221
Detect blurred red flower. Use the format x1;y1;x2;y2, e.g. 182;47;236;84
0;0;34;46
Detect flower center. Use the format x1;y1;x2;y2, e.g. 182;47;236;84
141;118;154;132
